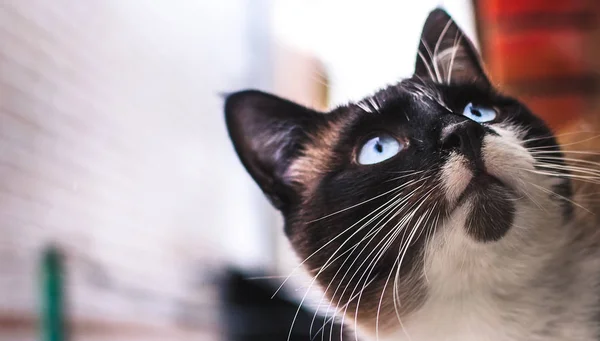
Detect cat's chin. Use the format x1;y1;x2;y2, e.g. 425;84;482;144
457;174;516;242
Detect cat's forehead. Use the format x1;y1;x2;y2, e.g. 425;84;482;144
344;78;496;122
347;79;448;117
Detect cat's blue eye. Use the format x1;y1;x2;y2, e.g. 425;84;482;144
462;103;496;123
357;134;403;165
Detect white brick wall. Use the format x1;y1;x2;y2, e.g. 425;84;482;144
0;1;270;340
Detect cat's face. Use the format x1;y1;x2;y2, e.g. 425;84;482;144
225;9;571;335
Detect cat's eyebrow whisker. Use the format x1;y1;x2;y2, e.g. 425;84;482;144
356;97;383;114
369;97;382;113
356;101;375;113
404;77;449;112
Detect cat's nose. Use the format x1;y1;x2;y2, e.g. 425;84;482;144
440;119;485;168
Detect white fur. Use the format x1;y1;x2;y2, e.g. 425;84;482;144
359;123;600;341
440;152;471;204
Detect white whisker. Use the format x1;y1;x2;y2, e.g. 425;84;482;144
531;150;600;157
417;50;436;81
528;134;600;150
420;38;440;82
306;177;431;340
331;183;429;329
521;130;600;144
432;19;453;83
284;179;427;341
530;182;593;214
446;31;462;84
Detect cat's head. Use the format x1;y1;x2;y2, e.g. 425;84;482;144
225;8;571;336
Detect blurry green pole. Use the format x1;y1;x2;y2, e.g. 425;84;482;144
41;246;65;341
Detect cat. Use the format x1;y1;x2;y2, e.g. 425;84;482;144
224;8;600;341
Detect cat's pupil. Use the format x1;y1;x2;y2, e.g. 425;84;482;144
375;141;383;153
470;108;482;117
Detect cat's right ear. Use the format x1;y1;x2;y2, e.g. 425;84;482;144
225;90;319;212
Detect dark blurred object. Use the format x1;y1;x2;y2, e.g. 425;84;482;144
220;268;352;341
475;0;600;131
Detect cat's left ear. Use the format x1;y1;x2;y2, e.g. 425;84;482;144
414;8;490;86
225;90;321;213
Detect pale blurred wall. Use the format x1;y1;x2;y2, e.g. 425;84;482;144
273;0;477;105
0;1;273;340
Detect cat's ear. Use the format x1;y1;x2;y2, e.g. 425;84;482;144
225;90;319;212
414;8;490;86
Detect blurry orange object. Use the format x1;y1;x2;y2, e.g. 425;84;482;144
477;0;599;132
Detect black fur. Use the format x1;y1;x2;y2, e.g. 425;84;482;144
224;7;573;335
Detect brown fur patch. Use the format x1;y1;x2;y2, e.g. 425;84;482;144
559;116;600;229
286;118;346;197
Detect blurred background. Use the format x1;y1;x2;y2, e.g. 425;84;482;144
0;1;598;340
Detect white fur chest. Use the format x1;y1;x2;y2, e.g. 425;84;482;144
357;204;598;341
379;295;509;341
375;213;516;341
